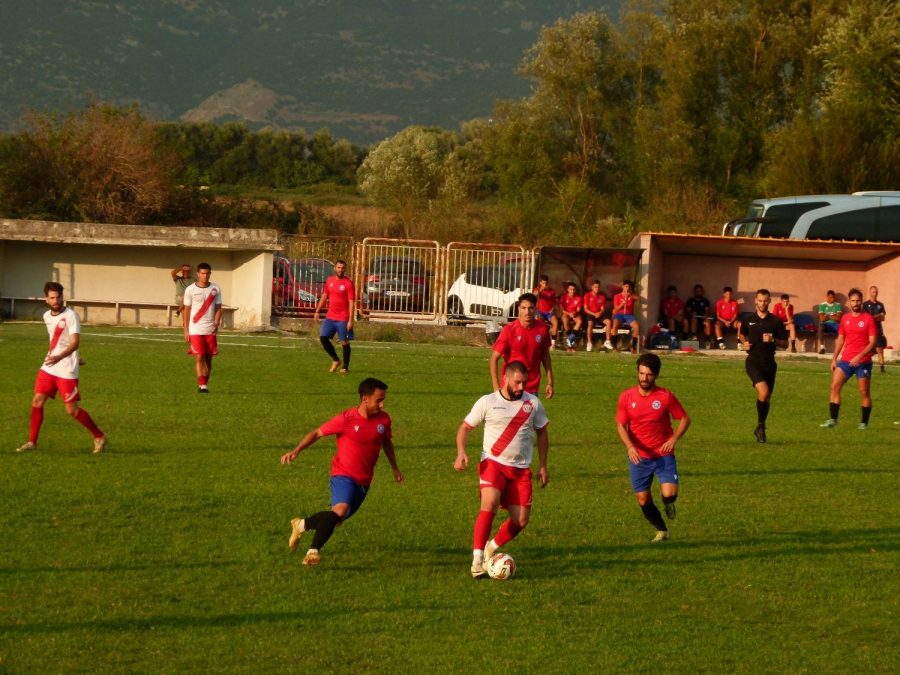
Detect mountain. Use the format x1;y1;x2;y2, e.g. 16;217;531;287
1;0;620;145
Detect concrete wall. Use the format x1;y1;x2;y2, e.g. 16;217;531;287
0;220;279;329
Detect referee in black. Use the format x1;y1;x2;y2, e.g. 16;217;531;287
738;289;788;443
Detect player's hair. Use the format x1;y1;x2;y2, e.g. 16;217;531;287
667;285;677;292
335;259;346;266
506;360;528;378
565;281;577;290
636;352;662;375
780;293;789;300
198;262;211;272
591;279;600;286
539;274;549;283
756;288;770;297
518;292;538;306
826;289;835;296
358;378;388;397
848;288;863;300
693;284;703;292
43;281;64;295
723;286;733;293
622;280;634;290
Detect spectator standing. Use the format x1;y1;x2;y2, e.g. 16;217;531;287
583;280;612;352
772;294;797;353
862;285;887;373
559;282;584;352
714;286;740;350
171;263;193;317
817;290;842;354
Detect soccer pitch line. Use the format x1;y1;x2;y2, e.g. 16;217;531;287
89;331;419;351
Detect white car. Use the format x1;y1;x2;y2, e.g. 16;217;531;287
447;264;527;321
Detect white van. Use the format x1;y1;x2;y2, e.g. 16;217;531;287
723;192;900;241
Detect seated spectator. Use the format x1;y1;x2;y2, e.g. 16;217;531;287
683;283;713;343
660;285;685;338
817;289;842;354
772;293;797;352
559;282;584;352
533;275;560;347
714;286;740;350
582;280;612;352
611;280;640;353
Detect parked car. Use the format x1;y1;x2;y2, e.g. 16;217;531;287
364;256;431;311
447;264;526;321
272;256;332;316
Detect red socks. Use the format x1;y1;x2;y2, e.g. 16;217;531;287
29;406;44;444
198;375;209;386
74;408;103;439
494;519;524;547
473;510;495;550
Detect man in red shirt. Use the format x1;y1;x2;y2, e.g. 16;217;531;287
280;377;404;566
771;293;797;353
714;286;740;350
559;282;584;352
820;288;878;430
490;293;554;399
583;280;612;352
315;260;356;373
611;280;640;353
660;285;685;338
616;353;691;543
533;275;560;347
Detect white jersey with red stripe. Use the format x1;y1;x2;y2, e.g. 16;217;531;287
41;306;81;379
463;390;549;469
183;282;222;335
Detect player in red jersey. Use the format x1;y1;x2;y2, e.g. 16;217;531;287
533;275;559;346
820;288;878;430
583;280;612;352
559;282;584;352
455;361;550;577
771;293;797;353
616;353;691;543
183;262;222;393
490;293;554;398
660;286;685;338
16;282;107;454
281;377;403;566
714;286;740;350
315;260;356;373
611;280;640;353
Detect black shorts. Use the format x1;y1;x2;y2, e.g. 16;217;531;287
876;335;887;349
746;359;776;390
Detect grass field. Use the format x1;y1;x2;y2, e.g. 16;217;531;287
1;323;898;672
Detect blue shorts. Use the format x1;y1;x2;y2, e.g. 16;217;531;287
538;310;555;323
329;475;369;519
836;360;872;380
629;454;679;493
614;313;636;325
822;321;839;335
320;318;354;342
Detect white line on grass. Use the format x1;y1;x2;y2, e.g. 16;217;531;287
88;332;411;350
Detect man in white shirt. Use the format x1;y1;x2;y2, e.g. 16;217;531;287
454;360;550;578
17;282;107;454
182;262;223;393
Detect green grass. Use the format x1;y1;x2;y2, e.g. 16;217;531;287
1;323;898;672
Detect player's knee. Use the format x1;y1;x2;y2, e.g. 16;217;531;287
635;492;652;507
64;404;79;417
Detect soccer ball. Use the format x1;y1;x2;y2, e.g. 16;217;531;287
486;552;516;580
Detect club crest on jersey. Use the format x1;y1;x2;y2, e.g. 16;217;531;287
858;320;865;327
536;335;543;342
339;284;345;291
652;400;662;410
377;424;385;434
354;425;360;432
522;401;533;414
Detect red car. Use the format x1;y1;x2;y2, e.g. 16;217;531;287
272;256;332;316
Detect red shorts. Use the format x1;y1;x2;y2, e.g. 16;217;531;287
478;458;533;508
188;334;218;357
34;370;80;403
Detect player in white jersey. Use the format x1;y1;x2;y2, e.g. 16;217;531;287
454;360;550;578
16;282;107;454
182;262;223;393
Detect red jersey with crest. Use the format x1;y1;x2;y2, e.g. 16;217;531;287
838;311;876;364
772;302;793;322
492;320;551;394
661;296;684;319
583;291;606;315
560;293;583;315
324;275;355;321
613;292;636;314
616;385;687;459
534;287;557;314
716;298;738;321
319;407;392;486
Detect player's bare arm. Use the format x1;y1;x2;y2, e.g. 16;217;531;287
44;332;80;365
659;414;691;455
280;428;324;464
617;423;642;465
830;335;845;370
382;438;404;483
314;292;327;320
213;307;222;334
454;422;472;471
536;425;549;487
347;299;356;331
542;350;554;399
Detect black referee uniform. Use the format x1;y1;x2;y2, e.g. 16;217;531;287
740;312;788;442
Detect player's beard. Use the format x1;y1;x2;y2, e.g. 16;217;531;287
506;385;524;400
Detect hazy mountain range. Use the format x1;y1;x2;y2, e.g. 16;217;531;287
1;1;619;145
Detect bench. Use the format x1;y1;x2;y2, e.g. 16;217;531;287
0;296;238;327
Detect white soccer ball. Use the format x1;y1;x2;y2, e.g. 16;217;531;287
486;552;516;580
